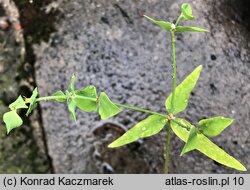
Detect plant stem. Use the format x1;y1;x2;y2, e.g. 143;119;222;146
164;121;171;174
114;102;165;117
170;31;177;114
36;95;190;132
164;30;177;174
36;95;92;102
35;96;64;101
175;14;182;26
35;95;166;117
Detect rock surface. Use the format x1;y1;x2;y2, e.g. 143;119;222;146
34;0;250;173
0;2;50;173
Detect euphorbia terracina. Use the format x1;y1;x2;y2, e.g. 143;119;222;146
2;3;247;173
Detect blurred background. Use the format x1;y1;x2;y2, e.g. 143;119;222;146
0;0;249;173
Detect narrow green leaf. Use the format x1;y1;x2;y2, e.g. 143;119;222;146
9;95;28;111
67;98;77;121
144;15;172;32
176;26;208;33
198;116;234;137
165;65;202;114
99;92;121;120
181;3;195;20
180;126;198;156
75;85;97;112
108;115;167;148
70;73;76;92
3;111;23;134
26;87;38;116
171;118;247;171
53;91;67;102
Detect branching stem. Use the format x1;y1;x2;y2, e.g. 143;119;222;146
35;30;178;176
35;95;166;117
34;27;178;176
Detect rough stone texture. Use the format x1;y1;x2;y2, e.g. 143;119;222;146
35;0;250;173
0;2;51;173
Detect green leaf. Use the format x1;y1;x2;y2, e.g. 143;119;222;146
198;116;234;137
171;118;247;171
165;65;202;114
144;15;172;32
176;26;208;33
26;87;38;116
180;126;198;156
53;91;67;102
67;98;77;121
98;92;121;120
9;95;28;111
181;3;195;20
65;90;71;99
69;73;76;92
75;85;98;112
3;111;23;134
108;115;167;148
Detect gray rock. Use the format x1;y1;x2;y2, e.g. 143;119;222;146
35;0;250;173
0;5;50;173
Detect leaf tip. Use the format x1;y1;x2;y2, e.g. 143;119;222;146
180;144;193;156
108;141;120;148
236;163;247;171
70;112;77;121
196;65;203;74
34;87;38;92
6;129;11;135
241;166;247;171
180;146;193;156
229;118;234;124
108;143;115;148
180;151;185;156
200;28;209;32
